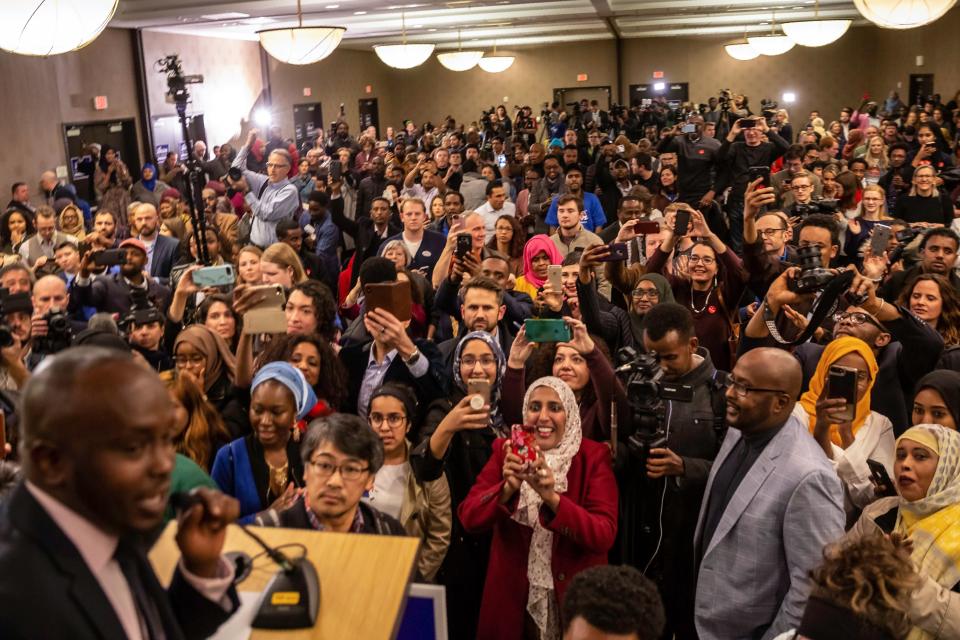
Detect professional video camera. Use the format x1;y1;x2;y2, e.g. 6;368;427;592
154;54;211;267
888;226;920;265
120;290;163;333
615;346;693;465
610;103;628;119
718;89;733;111
792;198;840;217
155;55;204;105
33;308;73;356
760;98;779;126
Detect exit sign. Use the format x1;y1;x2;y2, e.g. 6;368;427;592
652;71;664;79
365;84;373;94
93;95;108;110
303;87;312;97
576;73;588;82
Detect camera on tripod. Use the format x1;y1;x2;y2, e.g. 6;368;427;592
155;55;203;106
615;347;693;465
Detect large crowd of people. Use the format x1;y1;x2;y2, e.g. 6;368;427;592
2;87;960;640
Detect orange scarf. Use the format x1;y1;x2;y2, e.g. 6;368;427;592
798;336;878;446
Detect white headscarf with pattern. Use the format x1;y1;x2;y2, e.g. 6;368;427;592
514;376;583;639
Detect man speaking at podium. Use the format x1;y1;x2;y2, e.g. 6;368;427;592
0;347;241;640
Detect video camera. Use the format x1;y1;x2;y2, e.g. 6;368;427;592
0;289;29;349
760;98;779;126
888;226;920;264
121;290;163;333
792;199;839;217
615;346;693;465
155;55;203;106
718;89;733;111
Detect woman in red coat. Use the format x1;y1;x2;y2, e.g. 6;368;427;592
458;376;618;640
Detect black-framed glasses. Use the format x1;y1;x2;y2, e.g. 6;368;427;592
833;311;884;331
757;228;787;237
308;459;370;481
726;378;788;398
369;412;406;428
632;288;660;299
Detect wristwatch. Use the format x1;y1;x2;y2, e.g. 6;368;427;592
403;348;421;367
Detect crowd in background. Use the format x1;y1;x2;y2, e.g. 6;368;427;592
3;86;960;640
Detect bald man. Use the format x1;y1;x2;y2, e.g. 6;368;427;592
693;348;844;640
0;347;240;639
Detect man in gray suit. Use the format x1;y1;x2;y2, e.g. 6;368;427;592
693;348;844;640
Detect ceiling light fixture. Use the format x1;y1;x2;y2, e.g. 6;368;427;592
747;11;796;55
854;0;957;28
782;0;851;46
257;0;345;65
724;42;760;60
478;41;515;73
374;11;435;69
0;0;118;56
437;29;483;71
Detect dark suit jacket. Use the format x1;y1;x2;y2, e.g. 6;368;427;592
0;482;238;640
338;338;447;424
148;234;181;280
330;198;401;286
381;230;447;281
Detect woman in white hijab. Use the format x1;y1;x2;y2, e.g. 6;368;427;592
458;376;619;640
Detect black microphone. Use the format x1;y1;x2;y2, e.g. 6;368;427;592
170;490;321;629
169;490;294;573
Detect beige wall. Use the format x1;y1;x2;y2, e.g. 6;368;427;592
0;27;141;194
267;48;396;141
140;31;264;152
872;8;960;104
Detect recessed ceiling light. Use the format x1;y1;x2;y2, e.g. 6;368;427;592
326;4;340;7
413;24;424;28
428;28;437;31
354;10;367;15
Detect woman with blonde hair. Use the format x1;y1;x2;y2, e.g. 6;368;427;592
844;184;890;262
236;245;263;285
260;242;307;288
863;135;889;185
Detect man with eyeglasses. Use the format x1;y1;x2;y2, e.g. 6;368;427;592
743;258;943;433
782;172;817;219
255;414;406;536
742;179;839;298
695;347;844;639
229;128;300;247
616;303;728;638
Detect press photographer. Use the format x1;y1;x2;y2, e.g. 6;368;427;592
656;115;721;209
784;172;839;218
122;290;173;372
617;303;729;640
29;276;80;360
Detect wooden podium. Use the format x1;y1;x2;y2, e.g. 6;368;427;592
149;522;420;640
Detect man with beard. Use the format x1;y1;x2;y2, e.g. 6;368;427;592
694;348;844;639
132;203;179;280
527;156;564;234
73;239;172;315
880;227;960;301
656;115;721;209
878;143;912;212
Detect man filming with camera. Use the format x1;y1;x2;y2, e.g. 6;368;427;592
656;115;721;210
619;302;731;639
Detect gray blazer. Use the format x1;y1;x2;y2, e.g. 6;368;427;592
693;409;844;640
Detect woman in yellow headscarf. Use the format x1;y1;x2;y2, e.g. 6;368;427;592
795;336;894;516
845;424;960;638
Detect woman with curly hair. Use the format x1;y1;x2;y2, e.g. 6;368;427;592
167;372;231;471
899;274;960;347
257;332;348;429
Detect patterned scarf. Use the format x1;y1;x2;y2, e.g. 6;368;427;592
452;331;507;436
513;376;582;639
894;424;960;640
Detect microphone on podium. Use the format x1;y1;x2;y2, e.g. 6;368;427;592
170;490;321;629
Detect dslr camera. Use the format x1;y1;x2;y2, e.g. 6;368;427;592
33;308;73;356
792;199;839;217
789;244;836;294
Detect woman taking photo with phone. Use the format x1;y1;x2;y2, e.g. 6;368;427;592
407;330;506;636
794;336;894;517
845;424;960;636
503;318;627;443
643;206;747;372
211;361;316;523
459;376;618;640
366;383;451;581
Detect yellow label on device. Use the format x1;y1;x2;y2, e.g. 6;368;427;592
271;592;301;605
